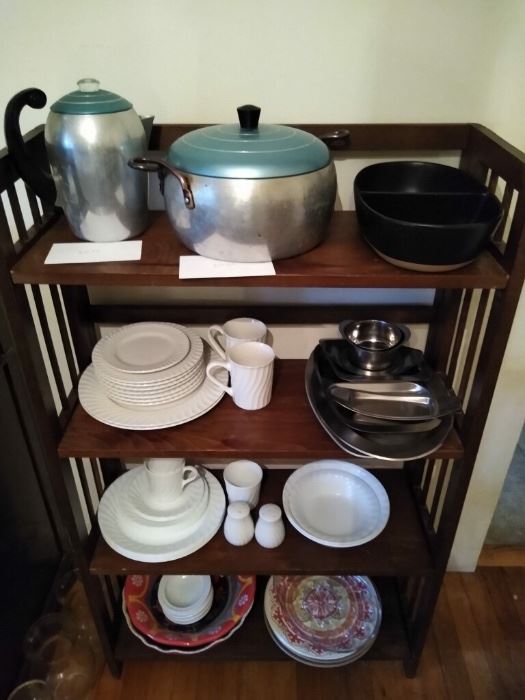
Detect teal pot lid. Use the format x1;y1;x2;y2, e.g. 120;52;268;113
167;105;331;179
50;78;133;115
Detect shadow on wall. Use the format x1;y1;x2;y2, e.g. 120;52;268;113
485;422;525;546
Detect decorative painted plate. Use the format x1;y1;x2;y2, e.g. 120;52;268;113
265;575;381;658
124;574;255;648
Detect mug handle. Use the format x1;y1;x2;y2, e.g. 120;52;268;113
181;465;200;490
207;325;227;359
206;361;233;395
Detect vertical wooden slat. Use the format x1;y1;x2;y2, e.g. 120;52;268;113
74;458;96;524
5;183;28;242
429;461;446;525
25;184;43;228
31;284;69;409
421;459;434;500
487;169;499;194
49;285;79;383
495;181;514;244
60;286;98;373
447;290;472;382
424;290;462;375
90;458;105;498
457;290;490;404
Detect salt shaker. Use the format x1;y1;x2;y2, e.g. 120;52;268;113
255;503;285;548
223;502;254;546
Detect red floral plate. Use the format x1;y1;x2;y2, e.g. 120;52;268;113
124;574;255;647
269;575;381;655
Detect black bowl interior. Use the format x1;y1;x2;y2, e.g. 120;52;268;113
359;192;501;227
354;161;487;194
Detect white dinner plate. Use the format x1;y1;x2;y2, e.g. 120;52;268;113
100;322;191;374
98;468;225;562
93;326;203;386
109;367;206;407
79;352;226;430
97;360;204;396
282;460;390;547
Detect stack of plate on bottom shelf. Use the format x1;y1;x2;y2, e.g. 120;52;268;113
79;322;226;430
264;575;382;667
123;574;256;654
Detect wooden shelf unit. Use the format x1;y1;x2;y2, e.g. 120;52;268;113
2;122;525;679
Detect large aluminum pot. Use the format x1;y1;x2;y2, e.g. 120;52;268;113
130;106;348;262
4;79;149;242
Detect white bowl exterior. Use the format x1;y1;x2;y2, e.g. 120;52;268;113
282;460;390;547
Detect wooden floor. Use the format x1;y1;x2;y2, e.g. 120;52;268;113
93;568;525;700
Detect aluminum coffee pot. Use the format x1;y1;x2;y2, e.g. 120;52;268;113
4;79;149;241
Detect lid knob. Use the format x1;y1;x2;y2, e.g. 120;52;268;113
237;104;261;131
77;78;100;92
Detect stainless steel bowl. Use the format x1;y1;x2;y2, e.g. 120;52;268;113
338;320;410;371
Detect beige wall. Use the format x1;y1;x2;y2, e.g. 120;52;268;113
2;0;524;570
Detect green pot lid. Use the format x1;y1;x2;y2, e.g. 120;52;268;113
167;105;331;179
50;79;133;115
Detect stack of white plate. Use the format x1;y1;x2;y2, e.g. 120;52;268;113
264;575;382;667
93;322;205;406
98;465;226;562
78;322;227;430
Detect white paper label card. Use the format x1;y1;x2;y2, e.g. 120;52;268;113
44;241;142;265
179;255;276;279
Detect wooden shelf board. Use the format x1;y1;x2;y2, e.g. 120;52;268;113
115;577;408;662
59;360;464;461
11;211;508;289
90;469;434;576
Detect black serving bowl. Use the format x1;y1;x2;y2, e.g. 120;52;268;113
354;162;503;271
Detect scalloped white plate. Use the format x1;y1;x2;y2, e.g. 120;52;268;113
100;322;191;374
79;353;226;430
93;325;203;386
98;468;225;562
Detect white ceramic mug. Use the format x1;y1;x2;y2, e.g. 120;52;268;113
144;457;199;508
223;460;263;508
208;318;267;359
206;341;274;410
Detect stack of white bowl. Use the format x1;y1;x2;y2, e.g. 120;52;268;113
92;322;205;407
158;575;213;625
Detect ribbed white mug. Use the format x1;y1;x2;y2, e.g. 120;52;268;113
206;341;274;410
207;318;267;359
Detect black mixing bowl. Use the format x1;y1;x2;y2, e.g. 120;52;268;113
354;161;503;271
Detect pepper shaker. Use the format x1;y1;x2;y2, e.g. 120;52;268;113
223;502;254;546
255;503;285;548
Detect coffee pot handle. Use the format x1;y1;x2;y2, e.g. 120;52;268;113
4;88;57;205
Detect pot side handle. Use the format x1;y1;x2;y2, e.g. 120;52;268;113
4;88;57;205
318;129;351;151
129;156;195;209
